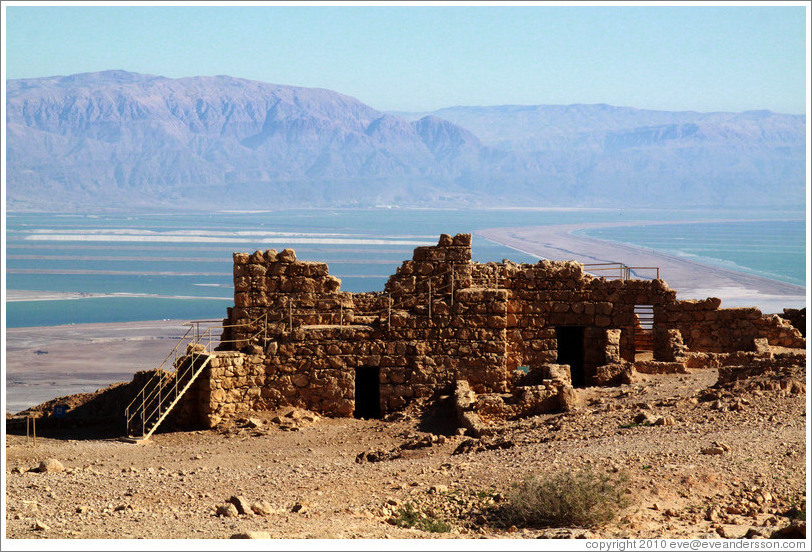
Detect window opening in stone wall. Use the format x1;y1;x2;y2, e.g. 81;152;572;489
556;326;585;387
354;366;381;419
634;305;655;358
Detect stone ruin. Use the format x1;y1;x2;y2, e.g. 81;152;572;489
161;233;805;430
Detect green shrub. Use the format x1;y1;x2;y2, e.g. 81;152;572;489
419;517;453;533
502;467;630;528
391;502;452;533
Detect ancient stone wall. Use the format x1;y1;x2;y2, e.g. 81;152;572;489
181;232;806;425
662;299;805;353
224;248;346;348
781;308;806;337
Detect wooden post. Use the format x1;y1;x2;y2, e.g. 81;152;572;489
428;280;432;319
450;265;455;307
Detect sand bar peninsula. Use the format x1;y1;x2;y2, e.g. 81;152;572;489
477;221;806;314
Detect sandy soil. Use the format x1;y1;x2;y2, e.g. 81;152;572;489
4;361;806;542
477;223;806;314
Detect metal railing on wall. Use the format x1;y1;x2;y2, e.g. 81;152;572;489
123;314;269;440
582;262;660;281
232;259;661;336
258;263;504;332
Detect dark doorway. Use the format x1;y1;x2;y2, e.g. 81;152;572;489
556;326;585;387
354;366;381;419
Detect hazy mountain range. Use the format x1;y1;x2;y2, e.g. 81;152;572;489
5;70;806;211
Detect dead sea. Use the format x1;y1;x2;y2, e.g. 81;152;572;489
477;222;806;313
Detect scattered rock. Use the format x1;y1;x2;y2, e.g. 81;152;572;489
291;502;308;514
745;527;770;539
558;386;581;411
716;524;751;539
33;520;50;531
230;531;271;539
771;521;806;539
452;436;515;455
245;418;263;429
701;446;726;455
250;500;275;516
653;415;676;426
633;412;657;425
355;449;402;463
228;495;253;515
216;503;239;518
37;458;64;473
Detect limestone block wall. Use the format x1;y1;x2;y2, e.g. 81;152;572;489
781;308;806;337
754;314;806;348
663;299;805;352
187;231;806;426
383;233;473;312
192;351;266;427
499;260;677;370
225;248;346;347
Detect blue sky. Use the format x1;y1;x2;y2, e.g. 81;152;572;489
3;2;808;114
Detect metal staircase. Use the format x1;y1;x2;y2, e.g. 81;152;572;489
123;315;267;442
123;328;213;441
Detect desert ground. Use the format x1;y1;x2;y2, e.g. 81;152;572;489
4;352;807;542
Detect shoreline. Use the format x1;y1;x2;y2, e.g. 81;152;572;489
5;290;233;302
477;222;806;313
4;319;190;415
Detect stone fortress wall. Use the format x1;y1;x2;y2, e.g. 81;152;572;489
170;233;805;428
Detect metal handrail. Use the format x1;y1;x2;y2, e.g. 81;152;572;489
124;313;269;436
137;339;211;430
583;263;660;280
124;326;193;418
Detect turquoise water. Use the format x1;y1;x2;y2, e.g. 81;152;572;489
580;220;806;287
6;297;233;328
5;208;805;327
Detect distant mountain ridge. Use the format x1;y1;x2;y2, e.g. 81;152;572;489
392;104;805;151
5;71;806;211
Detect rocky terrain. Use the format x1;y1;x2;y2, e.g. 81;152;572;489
4;350;806;541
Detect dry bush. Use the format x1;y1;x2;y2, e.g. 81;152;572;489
502;467;631;528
